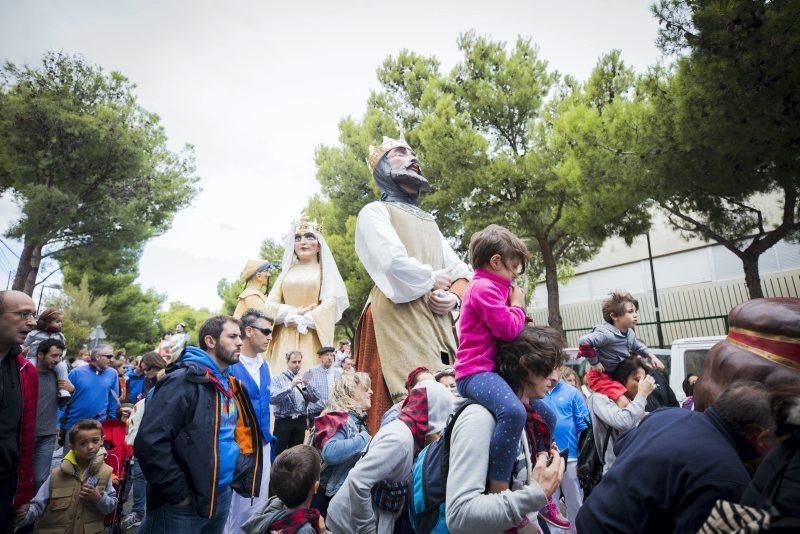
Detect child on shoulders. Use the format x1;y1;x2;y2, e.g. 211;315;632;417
15;419;117;533
454;224;530;494
578;291;664;408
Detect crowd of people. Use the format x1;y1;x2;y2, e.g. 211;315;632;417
1;135;798;534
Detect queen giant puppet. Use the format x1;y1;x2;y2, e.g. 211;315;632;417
264;215;349;375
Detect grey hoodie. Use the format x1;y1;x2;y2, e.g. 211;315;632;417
242;495;317;534
577;322;649;373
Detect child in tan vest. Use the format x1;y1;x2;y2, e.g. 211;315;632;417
16;419;117;534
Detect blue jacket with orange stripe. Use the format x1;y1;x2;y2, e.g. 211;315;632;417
134;347;263;519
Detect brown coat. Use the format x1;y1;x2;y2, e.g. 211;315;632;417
34;456;112;534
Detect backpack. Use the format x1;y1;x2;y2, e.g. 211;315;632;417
409;400;477;534
576;416;612;498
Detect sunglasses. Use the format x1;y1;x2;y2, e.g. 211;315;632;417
248;326;272;337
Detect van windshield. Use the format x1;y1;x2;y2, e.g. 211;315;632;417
684;349;710;376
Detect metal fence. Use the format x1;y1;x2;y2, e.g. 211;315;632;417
530;270;800;348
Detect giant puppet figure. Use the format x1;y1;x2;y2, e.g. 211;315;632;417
355;137;472;432
264;215;349;375
694;297;800;411
233;259;272;319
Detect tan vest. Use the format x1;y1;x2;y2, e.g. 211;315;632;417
233;285;267;319
369;202;458;402
35;460;112;534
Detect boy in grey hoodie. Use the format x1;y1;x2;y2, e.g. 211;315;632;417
577;291;664;408
243;445;328;534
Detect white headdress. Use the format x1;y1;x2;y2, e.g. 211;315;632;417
281;217;349;322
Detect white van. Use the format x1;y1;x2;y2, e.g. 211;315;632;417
562;335;725;402
667;335;726;402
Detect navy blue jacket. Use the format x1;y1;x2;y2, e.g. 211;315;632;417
576;407;754;534
134;353;263;519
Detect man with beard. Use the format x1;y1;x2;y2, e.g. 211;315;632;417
135;316;264;534
355;137;472;432
31;339;70;496
0;291;39;531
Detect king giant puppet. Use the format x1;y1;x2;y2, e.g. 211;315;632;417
354;137;472;431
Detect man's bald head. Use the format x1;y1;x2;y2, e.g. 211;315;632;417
0;290;37;353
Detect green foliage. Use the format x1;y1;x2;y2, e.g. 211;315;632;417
258;237;285;270
0;52;199;293
642;0;800;297
157;302;215;346
217;278;244;316
45;274;107;355
309;35;655;332
62;248;164;356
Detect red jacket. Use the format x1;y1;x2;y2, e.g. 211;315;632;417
13;348;38;507
102;418;133;479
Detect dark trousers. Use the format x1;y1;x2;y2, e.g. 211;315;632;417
0;474;17;534
273;416;307;456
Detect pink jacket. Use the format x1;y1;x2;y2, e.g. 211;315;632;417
454;269;526;379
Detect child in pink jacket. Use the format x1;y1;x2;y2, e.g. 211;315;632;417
454;224;529;493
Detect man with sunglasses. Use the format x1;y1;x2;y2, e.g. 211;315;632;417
61;343;120;453
225;309;276;534
0;290;39;531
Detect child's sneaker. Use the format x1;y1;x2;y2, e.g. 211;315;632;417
121;512;143;530
540;496;571;529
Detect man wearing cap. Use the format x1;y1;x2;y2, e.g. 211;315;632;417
233;259;272;319
355;137;472;432
302;346;341;424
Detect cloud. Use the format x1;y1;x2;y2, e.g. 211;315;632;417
1;0;661;310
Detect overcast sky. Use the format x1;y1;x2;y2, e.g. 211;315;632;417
0;0;663;310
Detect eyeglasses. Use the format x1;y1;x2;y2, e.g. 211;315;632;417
96;353;114;358
2;310;38;320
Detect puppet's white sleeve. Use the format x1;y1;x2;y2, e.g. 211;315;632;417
355;202;436;304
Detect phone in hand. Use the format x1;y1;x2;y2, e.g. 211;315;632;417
547;447;569;466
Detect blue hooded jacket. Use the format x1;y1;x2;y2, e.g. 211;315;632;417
181;347;240;488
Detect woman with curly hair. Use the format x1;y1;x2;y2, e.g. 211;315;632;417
310;372;373;516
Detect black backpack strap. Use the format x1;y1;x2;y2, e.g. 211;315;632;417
599;424;613;465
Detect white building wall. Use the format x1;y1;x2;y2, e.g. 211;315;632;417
532;239;800;309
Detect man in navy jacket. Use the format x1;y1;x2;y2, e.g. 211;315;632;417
577;381;777;533
135;316;263;534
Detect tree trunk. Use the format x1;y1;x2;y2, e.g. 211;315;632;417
12;241;43;296
741;253;764;299
540;240;564;333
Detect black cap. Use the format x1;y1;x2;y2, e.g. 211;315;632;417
317;346;335;355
